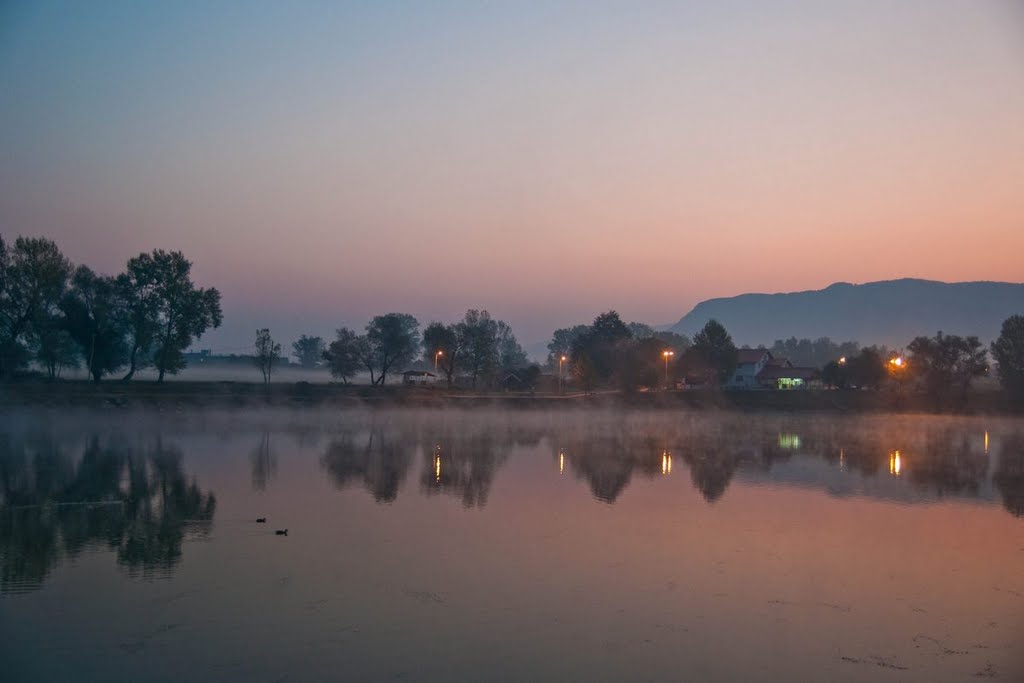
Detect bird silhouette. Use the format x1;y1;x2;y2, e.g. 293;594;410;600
275;529;288;536
256;518;266;523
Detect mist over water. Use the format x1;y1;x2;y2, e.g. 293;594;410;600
1;408;1022;681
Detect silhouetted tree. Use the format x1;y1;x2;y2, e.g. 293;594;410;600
365;313;420;385
292;334;325;369
547;324;590;369
770;336;860;369
908;331;988;405
146;251;222;382
846;346;888;389
116;252;163;380
691;319;738;385
991;315;1024;403
323;327;363;384
569;311;633;388
422;321;460;388
253;328;280;384
496;320;528;371
61;266;128;383
457;309;498;389
32;311;79;380
0;235;72;377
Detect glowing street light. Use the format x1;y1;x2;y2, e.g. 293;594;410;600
662;350;675;389
559;355;567;394
838;356;847;365
434;349;443;373
889;355;905;369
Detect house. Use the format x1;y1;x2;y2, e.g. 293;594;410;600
756;365;821;390
401;370;437;386
727;349;774;389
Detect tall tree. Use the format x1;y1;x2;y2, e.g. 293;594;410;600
32;312;79;380
991;315;1024;403
60;266;128;383
908;331;988;404
323;327;364;384
496;320;528;371
547;324;590;369
692;319;738;385
422;322;460;388
292;335;325;369
457;309;499;389
0;236;72;377
365;313;419;385
116;252;162;380
569;311;634;388
253;328;280;385
146;251;222;383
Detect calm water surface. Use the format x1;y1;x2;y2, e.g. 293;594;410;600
1;408;1022;682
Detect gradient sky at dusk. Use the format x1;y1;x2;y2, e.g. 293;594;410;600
2;1;1022;351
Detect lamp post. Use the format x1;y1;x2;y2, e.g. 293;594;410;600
559;355;566;394
662;350;674;390
434;350;443;373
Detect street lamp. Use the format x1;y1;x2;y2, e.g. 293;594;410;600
662;350;675;389
434;349;443;373
558;355;567;394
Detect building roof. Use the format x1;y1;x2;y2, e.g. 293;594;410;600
736;349;771;365
764;356;793;368
402;370;436;377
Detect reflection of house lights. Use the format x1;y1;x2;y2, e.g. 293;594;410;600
984;431;989;454
559;451;564;474
778;434;801;449
839;448;845;470
434;451;441;482
662;451;672;475
889;450;902;476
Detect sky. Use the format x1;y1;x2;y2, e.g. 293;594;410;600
2;0;1023;354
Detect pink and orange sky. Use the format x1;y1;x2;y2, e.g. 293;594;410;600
1;1;1022;351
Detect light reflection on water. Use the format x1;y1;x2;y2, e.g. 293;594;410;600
1;409;1022;682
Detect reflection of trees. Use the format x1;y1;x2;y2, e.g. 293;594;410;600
908;431;986;497
321;428;412;503
994;434;1024;517
250;431;276;491
420;427;510;508
0;433;215;594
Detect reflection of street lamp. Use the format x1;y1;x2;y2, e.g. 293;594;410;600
662;350;675;389
434;349;443;373
559;355;567;393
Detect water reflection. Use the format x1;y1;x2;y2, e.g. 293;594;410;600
321;426;413;503
0;433;215;594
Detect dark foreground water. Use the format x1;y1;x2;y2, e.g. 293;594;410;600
1;408;1022;682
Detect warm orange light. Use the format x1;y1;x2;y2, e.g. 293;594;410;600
662;350;674;357
889;450;902;476
889;356;905;368
838;356;847;365
560;356;567;362
559;451;564;474
984;431;989;453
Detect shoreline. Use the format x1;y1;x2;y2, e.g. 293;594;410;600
2;379;1020;415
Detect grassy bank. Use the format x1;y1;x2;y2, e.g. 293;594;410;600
2;378;1021;415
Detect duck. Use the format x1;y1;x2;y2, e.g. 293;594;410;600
275;529;288;536
256;518;266;523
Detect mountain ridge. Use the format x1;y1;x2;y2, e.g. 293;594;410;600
667;278;1024;348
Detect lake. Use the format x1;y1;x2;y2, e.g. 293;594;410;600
1;408;1022;682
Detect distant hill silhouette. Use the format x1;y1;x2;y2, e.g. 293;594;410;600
667;279;1024;348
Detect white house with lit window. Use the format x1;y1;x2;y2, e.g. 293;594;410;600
727;349;773;389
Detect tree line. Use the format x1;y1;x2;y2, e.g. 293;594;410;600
257;308;531;389
0;235;221;382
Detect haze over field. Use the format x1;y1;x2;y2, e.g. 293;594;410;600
2;1;1023;351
